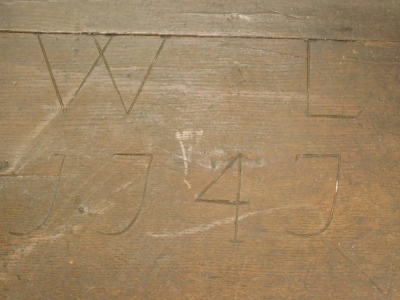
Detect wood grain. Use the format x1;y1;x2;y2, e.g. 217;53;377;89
0;7;400;299
309;40;400;118
1;0;400;41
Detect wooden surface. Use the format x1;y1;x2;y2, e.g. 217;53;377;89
1;2;400;299
1;0;400;41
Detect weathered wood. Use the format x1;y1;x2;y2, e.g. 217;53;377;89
0;7;399;300
1;0;400;41
309;40;400;118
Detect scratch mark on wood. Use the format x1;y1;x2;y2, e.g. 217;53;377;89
332;243;386;297
147;205;311;238
98;153;153;236
93;36;127;113
127;37;167;113
234;256;248;300
307;40;366;119
195;153;245;242
195;154;241;201
195;199;249;205
286;154;341;237
0;234;65;291
9;154;65;236
268;10;305;19
37;34;64;111
38;34;113;112
66;36;112;111
182;11;306;20
234;153;242;242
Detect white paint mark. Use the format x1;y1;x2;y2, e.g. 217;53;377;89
1;232;64;282
236;14;251;21
114;181;135;193
183;179;191;189
88;201;115;215
8;233;64;260
147;205;310;238
175;133;190;174
175;129;203;188
214;148;227;156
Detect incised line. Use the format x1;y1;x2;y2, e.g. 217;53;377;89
93;36;127;113
196;153;241;201
195;153;245;242
332;243;385;296
9;154;65;236
306;40;365;119
66;36;112;111
98;153;153;236
38;34;112;112
306;40;310;116
37;35;64;111
234;256;248;300
2;30;400;43
234;153;242;242
286;154;341;237
127;37;167;113
196;199;249;205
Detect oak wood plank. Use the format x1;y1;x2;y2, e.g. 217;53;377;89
0;34;399;299
1;0;400;41
309;40;400;118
